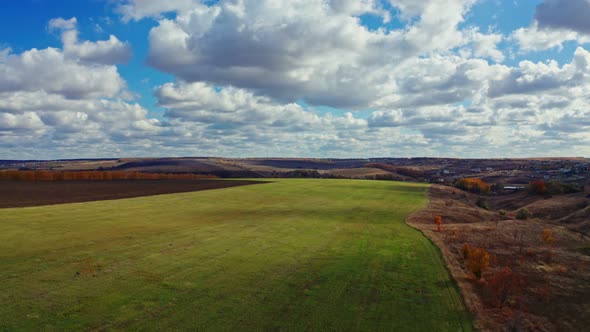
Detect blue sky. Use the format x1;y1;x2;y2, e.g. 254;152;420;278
1;0;590;159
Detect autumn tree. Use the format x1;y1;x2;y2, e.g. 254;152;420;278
487;267;523;308
528;180;548;195
455;178;491;194
463;245;491;279
542;229;554;245
434;215;443;232
0;170;217;181
542;229;555;262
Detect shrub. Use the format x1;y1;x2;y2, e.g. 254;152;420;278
562;182;583;194
547;180;564;195
516;208;530;220
476;197;489;210
455;178;491;194
543;181;583;195
498;209;507;217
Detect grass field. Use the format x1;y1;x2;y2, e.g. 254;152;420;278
0;179;472;331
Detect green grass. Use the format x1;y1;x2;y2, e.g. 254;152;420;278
0;179;472;331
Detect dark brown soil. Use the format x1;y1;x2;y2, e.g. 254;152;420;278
0;179;263;208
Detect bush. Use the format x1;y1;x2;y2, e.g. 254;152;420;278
516;208;531;220
476;197;489;210
498;209;507;217
562;183;583;194
540;180;584;195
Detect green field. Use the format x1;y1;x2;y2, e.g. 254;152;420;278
0;179;472;331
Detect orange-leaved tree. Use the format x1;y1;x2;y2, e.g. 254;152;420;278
434;215;443;232
542;229;554;245
464;245;491;279
529;180;548;195
487;266;524;308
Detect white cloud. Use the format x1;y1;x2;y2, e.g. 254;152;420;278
117;0;203;22
50;17;132;65
0;48;125;99
48;17;78;31
155;81;366;132
464;28;505;62
488;47;590;97
144;0;477;108
0;17;159;158
4;1;590;159
511;22;585;52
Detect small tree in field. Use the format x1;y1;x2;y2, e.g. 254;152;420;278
487;266;523;308
528;180;548;195
465;246;491;279
434;215;443;232
542;229;555;262
542;229;554;245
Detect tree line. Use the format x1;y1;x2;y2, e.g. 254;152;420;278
0;170;217;181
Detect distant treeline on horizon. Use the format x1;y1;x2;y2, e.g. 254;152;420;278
0;170;217;181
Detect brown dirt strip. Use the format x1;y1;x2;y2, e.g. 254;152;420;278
0;179;263;208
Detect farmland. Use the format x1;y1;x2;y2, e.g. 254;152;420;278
0;179;472;331
0;179;260;208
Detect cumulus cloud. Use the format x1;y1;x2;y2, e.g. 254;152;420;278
48;17;78;31
535;0;590;34
511;22;585;52
488;47;590;97
0;17;159;158
50;17;132;65
0;48;125;99
4;1;590;159
142;0;478;109
463;28;505;62
117;0;202;22
512;0;590;52
155;81;367;132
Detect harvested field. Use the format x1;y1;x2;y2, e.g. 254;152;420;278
0;179;261;208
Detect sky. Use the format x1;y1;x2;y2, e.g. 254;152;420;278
1;0;590;159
